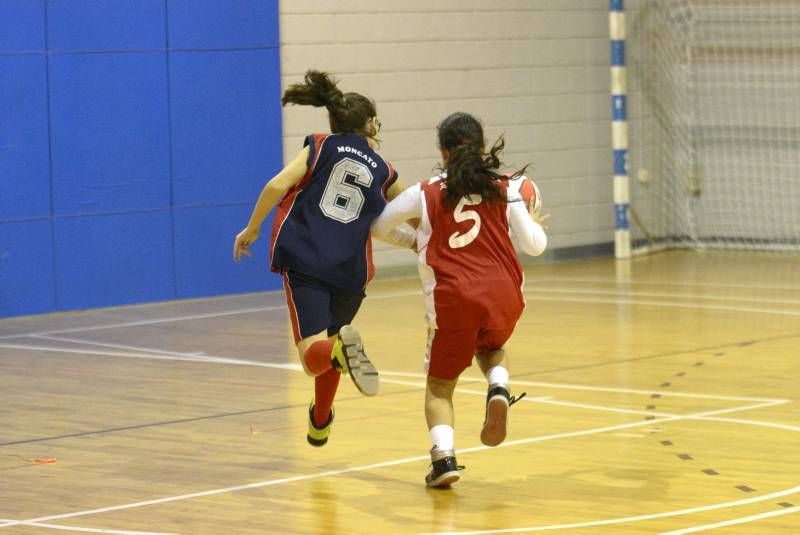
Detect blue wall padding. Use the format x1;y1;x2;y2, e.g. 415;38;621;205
47;0;165;51
173;205;276;299
49;52;171;216
0;220;56;316
167;0;279;49
170;49;283;206
53;211;175;311
0;56;51;220
0;1;45;51
0;1;282;318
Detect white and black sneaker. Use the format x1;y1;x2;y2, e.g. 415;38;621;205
332;325;380;397
425;448;462;488
480;384;526;447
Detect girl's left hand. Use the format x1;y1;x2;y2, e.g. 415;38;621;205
532;211;550;231
233;227;260;261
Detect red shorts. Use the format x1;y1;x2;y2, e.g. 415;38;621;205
426;326;516;381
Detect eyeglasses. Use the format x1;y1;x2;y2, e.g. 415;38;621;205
375;119;382;133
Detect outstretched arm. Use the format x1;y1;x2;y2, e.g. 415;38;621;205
233;146;309;261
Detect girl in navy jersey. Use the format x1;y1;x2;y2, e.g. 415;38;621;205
233;70;407;447
372;112;549;487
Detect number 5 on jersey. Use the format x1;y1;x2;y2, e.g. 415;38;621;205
448;196;482;248
319;158;374;223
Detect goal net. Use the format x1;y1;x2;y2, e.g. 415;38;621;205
626;0;800;253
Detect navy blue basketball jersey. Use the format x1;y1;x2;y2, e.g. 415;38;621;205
270;133;398;292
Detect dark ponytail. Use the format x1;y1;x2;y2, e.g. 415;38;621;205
282;70;377;136
437;112;528;207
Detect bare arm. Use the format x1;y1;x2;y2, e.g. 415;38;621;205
385;178;405;201
233;147;309;261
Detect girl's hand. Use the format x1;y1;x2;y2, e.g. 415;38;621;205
532;210;550;231
233;227;260;262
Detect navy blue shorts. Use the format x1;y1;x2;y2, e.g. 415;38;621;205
282;270;365;343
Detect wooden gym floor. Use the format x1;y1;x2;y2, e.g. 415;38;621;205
1;250;798;534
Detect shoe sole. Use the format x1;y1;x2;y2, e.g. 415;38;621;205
339;325;379;396
307;435;328;447
480;396;509;446
426;471;460;488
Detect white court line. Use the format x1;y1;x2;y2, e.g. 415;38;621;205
11;339;794;463
382;378;789;421
0;452;432;529
2;344;788;436
381;371;788;404
383;378;665;418
418;486;800;535
690;415;800;433
12;522;177;534
504;378;788;404
3;339;786;406
0;342;302;371
0;343;212;364
522;292;800;318
381;377;556;404
34;334;213;359
0;304;287;340
0;404;760;529
0;519;176;534
525;276;800;292
1;284;795;530
32;334;304;371
5;348;781;438
661;506;800;534
530;285;800;306
2;281;799;341
376;289;800;321
0;399;782;530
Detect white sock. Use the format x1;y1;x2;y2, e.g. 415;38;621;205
486;365;509;386
429;424;454;452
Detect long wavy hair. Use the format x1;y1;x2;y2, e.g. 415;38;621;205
437;112;528;207
282;70;376;136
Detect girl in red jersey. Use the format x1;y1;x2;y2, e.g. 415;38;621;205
233;71;408;447
371;112;548;487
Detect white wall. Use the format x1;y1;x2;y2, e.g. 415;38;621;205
279;1;614;268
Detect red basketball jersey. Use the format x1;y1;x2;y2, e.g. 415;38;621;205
418;177;524;330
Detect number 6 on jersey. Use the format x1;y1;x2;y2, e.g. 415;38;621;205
319;158;374;223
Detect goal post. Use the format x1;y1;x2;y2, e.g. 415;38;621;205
610;0;632;259
619;0;800;254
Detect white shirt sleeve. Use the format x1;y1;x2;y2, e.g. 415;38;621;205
507;196;547;256
371;183;423;248
506;175;524;202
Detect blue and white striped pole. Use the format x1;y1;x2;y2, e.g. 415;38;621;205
610;0;631;259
